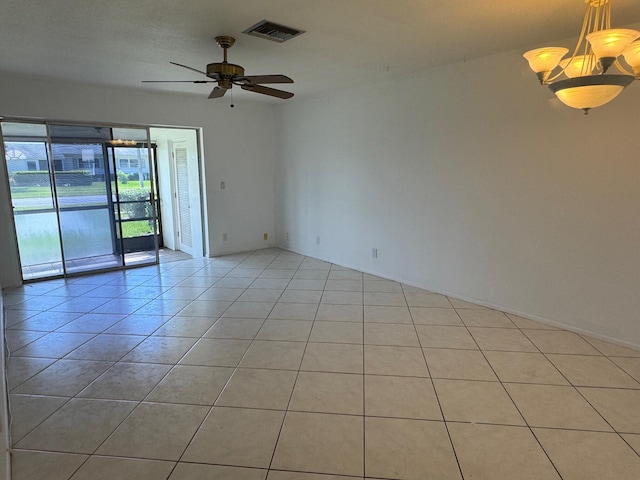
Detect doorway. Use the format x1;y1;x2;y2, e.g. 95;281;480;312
149;127;204;257
1;121;161;280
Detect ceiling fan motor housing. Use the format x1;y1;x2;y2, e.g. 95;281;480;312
207;62;245;82
208;35;244;88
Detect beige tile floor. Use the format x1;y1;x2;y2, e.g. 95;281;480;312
3;248;640;480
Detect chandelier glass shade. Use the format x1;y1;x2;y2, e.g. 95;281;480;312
523;0;639;114
623;40;640;75
559;55;595;77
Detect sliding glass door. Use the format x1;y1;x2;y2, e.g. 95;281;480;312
2;123;64;279
49;124;123;275
2;121;160;280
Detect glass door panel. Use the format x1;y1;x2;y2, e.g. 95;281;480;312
1;122;64;280
110;127;159;266
49;124;123;275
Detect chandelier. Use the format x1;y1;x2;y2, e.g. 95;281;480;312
109;139;137;146
523;0;640;114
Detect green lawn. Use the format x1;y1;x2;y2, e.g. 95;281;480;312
121;220;155;237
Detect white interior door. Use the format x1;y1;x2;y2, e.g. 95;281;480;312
172;141;193;254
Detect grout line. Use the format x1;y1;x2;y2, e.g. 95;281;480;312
459;317;566;479
516;327;638;442
514;322;640;467
123;252;262;479
266;253;327;473
5;252;218;478
403;284;465;480
5;248;640;478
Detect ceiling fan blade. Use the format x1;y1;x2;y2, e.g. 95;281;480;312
170;61;208;76
241;84;294;99
237;74;293;84
141;80;214;83
208;86;227;99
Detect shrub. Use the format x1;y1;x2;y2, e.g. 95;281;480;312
117;170;129;184
13;170;93;186
118;188;151;220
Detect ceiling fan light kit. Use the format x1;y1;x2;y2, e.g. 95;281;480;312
523;0;639;114
143;35;294;104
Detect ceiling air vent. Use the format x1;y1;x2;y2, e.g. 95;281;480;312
242;20;305;43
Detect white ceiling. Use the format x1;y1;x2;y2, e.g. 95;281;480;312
3;0;640;102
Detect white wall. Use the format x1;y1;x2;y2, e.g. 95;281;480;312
276;49;640;348
0;72;279;286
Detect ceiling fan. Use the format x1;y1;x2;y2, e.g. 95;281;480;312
143;36;294;100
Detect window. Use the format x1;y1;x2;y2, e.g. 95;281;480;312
5;148;27;161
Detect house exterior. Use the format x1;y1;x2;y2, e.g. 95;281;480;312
4;142;150;180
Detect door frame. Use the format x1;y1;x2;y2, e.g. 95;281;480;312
150;127;206;258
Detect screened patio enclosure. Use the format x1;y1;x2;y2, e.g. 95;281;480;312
1;121;162;281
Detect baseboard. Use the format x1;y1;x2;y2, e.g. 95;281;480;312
280;246;640;352
0;293;11;479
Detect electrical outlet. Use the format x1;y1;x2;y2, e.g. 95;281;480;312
372;248;378;259
316;236;320;245
222;233;227;241
285;232;289;247
263;233;268;240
